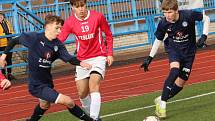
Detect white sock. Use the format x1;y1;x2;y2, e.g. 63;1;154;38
90;92;101;120
80;95;91;114
160;100;166;109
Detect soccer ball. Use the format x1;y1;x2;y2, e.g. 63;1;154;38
143;116;160;121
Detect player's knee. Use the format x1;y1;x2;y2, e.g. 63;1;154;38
90;71;102;82
170;67;180;75
179;67;191;81
90;71;102;77
58;95;75;107
168;67;180;79
170;62;180;68
175;78;186;87
65;97;75;108
164;68;180;86
40;102;50;110
63;96;75;107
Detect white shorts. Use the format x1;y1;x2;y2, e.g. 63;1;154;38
75;56;106;81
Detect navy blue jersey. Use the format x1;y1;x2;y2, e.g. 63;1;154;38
17;32;76;85
155;10;203;55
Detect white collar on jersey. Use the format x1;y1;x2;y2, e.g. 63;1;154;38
74;10;90;21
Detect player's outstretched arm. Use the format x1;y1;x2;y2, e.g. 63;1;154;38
197;14;210;48
68;57;91;70
140;39;162;72
0;37;20;68
57;43;92;70
0;37;19;62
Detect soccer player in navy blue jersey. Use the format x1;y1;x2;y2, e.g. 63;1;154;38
140;0;210;118
160;0;210;47
0;15;94;121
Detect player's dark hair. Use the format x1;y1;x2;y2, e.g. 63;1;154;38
70;0;86;7
0;12;5;18
161;0;178;11
44;15;64;27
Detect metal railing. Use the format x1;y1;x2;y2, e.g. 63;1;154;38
0;0;215;74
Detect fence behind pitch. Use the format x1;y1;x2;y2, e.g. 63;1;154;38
0;0;215;75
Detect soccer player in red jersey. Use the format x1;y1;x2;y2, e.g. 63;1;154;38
0;71;11;90
58;0;114;120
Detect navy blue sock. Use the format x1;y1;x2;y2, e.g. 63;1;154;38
168;83;183;99
29;104;47;121
68;104;93;121
161;68;180;101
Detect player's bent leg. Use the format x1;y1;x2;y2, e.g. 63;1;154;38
56;94;94;121
169;77;185;99
168;65;191;99
158;62;180;118
162;62;180;101
56;94;75;107
89;72;102;120
76;78;91;114
161;67;180;101
27;85;56;121
40;99;51;109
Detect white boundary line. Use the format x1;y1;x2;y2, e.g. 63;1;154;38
101;91;215;118
16;84;215;121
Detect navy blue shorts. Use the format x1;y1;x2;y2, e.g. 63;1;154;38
28;81;59;103
168;51;195;81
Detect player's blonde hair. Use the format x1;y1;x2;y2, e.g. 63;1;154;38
161;0;178;11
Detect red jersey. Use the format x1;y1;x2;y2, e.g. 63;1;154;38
58;10;113;60
0;72;6;81
0;71;6;89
